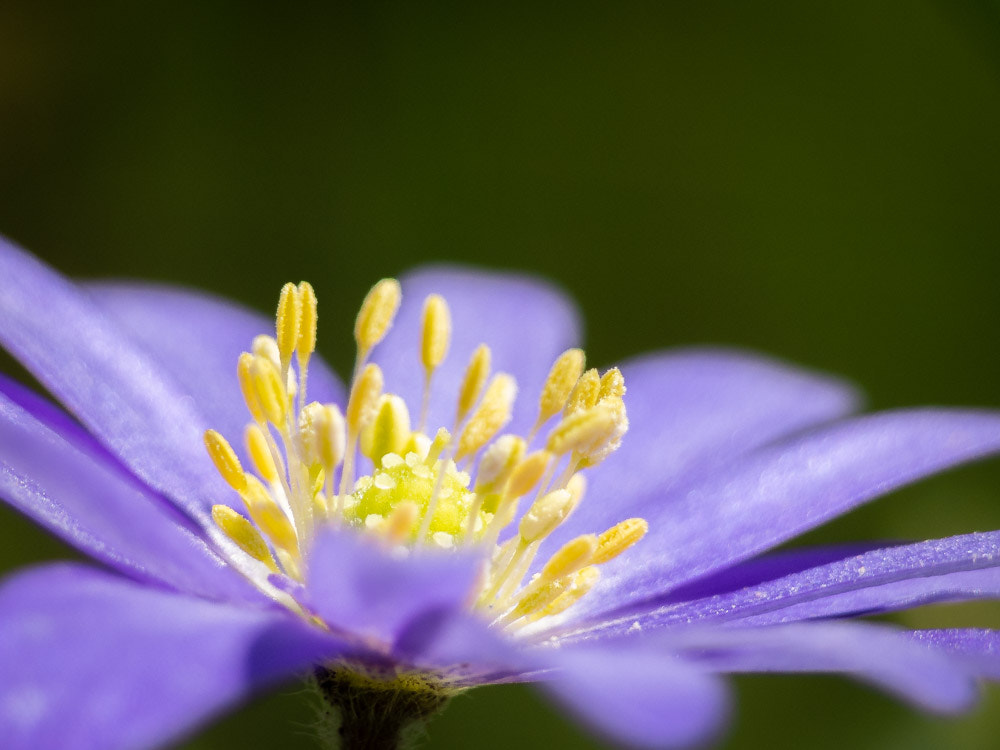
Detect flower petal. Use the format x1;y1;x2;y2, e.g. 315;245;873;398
666;622;978;714
84;281;345;463
540;643;730;749
0;564;345;750
304;528;482;647
571;409;1000;621
0;238;230;523
0;378;261;604
555;348;860;541
561;532;1000;640
908;629;1000;680
371;265;581;436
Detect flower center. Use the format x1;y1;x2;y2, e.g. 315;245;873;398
204;278;647;632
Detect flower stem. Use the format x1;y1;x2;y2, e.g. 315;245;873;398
311;665;452;750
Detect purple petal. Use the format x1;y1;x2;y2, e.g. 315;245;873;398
0;238;231;523
540;643;729;749
665;622;978;714
554;349;860;542
562;532;1000;640
85;281;345;464
0;564;345;750
570;409;1000;621
908;629;1000;680
0;382;261;604
371;265;581;437
305;528;482;647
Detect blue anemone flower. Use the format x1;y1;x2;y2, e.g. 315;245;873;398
1;237;999;750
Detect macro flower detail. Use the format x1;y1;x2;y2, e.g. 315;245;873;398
2;236;1000;749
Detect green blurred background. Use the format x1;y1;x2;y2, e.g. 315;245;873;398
2;1;1000;748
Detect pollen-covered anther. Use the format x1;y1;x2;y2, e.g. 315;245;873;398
564;368;600;416
534;348;585;432
598;367;625;402
204;429;247;493
298;402;347;474
296;281;318;362
519;488;574;543
212;504;279;573
241;476;299;556
546;403;621;458
538;534;598;583
527;566;601;623
592;518;649;565
506;450;552;499
361;394;412;466
245;424;279;482
456;373;517;461
346;363;384;436
456;344;491;425
237;352;266;424
276;282;302;368
354;278;401;357
250;355;288;426
420;294;451;376
475;435;526;494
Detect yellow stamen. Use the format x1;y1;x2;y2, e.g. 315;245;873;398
456;373;516;461
420;294;451;376
237;352;265;424
564;368;600;416
250;356;287;426
534;348;585;433
527;566;600;622
546;404;619;457
354;278;401;358
212;504;278;572
455;344;491;425
361;394;411;466
598;367;625;403
242;476;299;556
519;488;574;542
506;450;552;499
539;534;598;583
346;363;384;437
245;424;279;482
204;429;247;493
297;281;318;363
276;282;301;369
475;435;526;494
592;518;649;565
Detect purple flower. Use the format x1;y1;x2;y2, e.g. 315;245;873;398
1;236;1000;750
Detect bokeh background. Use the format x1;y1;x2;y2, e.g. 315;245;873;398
3;2;1000;748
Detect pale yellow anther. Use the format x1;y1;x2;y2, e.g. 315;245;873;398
346;363;384;436
361;394;411;465
504;579;568;623
318;404;346;470
456;344;491;424
475;435;526;493
276;283;301;367
598;367;625;403
529;566;600;621
250;356;287;426
237;352;265;423
385;500;420;544
242;477;299;556
546;404;618;457
275;548;302;581
212;504;278;572
425;427;451;464
456;373;517;460
296;281;318;363
252;335;282;370
203;429;246;493
564;368;601;416
519;488;573;542
566;472;587;506
540;534;598;583
536;348;585;428
420;294;451;374
592;518;649;565
505;450;551;499
354;278;401;355
244;424;279;482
